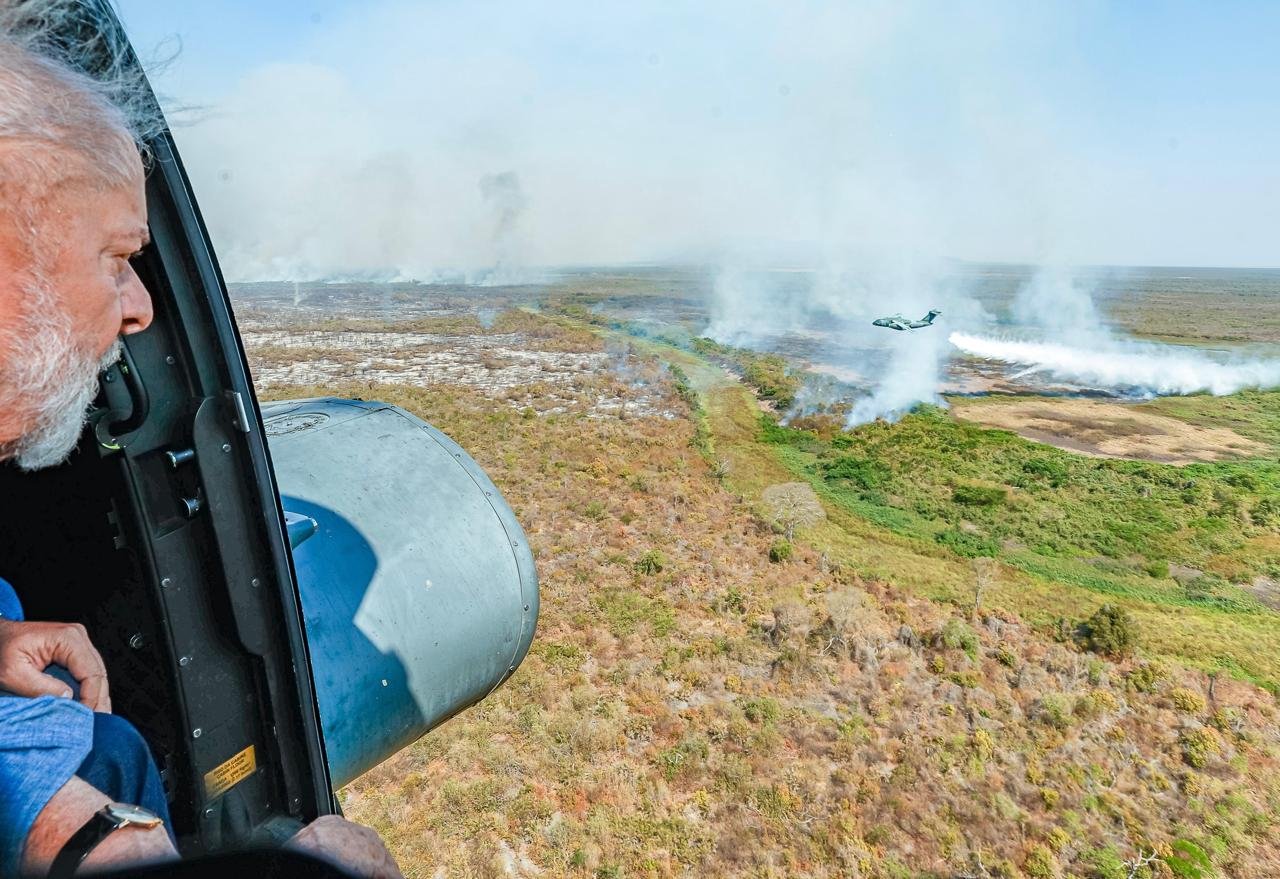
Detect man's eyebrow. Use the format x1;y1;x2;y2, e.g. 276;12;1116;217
109;227;150;251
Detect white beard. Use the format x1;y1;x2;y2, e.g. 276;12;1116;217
0;276;123;472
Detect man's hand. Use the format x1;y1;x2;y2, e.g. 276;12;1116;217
0;619;110;712
286;815;403;879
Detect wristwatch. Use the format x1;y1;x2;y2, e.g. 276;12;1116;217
48;802;164;879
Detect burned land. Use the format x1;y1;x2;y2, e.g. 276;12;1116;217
238;268;1280;879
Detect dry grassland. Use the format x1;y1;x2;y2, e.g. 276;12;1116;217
255;313;1280;879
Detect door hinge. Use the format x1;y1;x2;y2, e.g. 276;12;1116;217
225;391;252;434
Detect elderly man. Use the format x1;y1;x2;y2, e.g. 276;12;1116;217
0;10;401;879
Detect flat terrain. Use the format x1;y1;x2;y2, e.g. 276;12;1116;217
951;397;1268;464
235;268;1280;879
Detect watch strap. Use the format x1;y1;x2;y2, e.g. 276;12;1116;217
48;808;126;879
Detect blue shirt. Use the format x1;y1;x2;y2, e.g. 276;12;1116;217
0;579;93;878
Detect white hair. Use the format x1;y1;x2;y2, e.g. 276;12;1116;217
0;265;122;470
0;0;163;188
0;0;161;469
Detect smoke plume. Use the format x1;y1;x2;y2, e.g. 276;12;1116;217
948;333;1280;396
946;265;1280;397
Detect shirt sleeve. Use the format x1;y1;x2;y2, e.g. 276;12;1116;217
0;695;93;879
0;578;23;623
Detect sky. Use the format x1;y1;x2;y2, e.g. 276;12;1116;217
113;0;1280;279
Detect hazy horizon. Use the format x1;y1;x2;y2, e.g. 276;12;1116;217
117;1;1280;281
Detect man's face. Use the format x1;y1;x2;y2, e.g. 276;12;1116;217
47;164;153;362
0;158;153;470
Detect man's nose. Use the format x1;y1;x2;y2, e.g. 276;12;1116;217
119;263;153;335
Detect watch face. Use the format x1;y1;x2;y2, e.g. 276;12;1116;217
105;803;164;827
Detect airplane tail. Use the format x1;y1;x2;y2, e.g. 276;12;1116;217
922;309;941;324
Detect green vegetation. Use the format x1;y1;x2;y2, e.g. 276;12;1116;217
1143;388;1280;447
634;549;667;575
762;403;1280;584
767;539;793;563
254;299;1280;878
690;337;801;409
753;396;1280;686
1081;604;1136;657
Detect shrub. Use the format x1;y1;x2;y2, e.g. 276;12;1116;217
768;539;794;563
1169;686;1207;714
1081;604;1136;657
1127;661;1170;694
936;529;1000;558
1023;843;1058;879
715;587;747;614
634;550;666;575
593;589;676;637
1021;458;1068;487
939;618;980;660
1253;495;1280;527
742;697;781;725
1165;839;1214;878
1180;728;1220;768
821;456;888;489
952;483;1009;506
1037;694;1075;730
741;353;800;407
1074;689;1119;719
1086;847;1127;879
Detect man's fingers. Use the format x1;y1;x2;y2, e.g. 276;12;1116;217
51;626;111;713
0;621;112;711
0;663;74;700
76;672;111;713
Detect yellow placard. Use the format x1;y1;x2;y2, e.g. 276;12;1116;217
204;745;257;799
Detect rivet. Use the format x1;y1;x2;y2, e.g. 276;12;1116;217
128;633;146;650
250;578;261;588
523;604;529;612
179;655;191;667
165;355;176;365
221;443;231;453
203;807;214;819
160;577;172;588
192;727;202;738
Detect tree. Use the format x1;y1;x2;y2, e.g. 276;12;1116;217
971;557;999;615
762;482;825;541
1081;603;1136;657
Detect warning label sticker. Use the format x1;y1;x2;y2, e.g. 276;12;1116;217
204;745;257;800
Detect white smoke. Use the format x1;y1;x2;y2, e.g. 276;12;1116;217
950;266;1280;397
704;256;985;426
949;333;1280;397
846;325;949;425
1010;266;1110;345
704;267;811;347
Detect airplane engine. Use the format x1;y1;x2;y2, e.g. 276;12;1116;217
260;398;539;787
